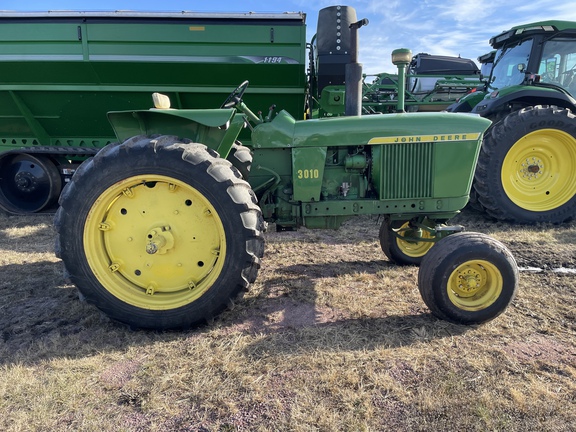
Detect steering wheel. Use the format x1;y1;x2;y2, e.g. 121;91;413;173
221;80;249;108
561;63;576;75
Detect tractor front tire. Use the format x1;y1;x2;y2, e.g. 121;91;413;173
474;105;576;224
55;135;265;330
418;232;518;325
379;220;434;266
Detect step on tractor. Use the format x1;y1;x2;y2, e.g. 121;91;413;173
448;21;576;224
55;19;519;330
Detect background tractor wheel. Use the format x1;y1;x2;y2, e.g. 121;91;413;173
466;187;486;213
379;219;434;266
418;232;518;325
474;105;576;224
55;135;265;330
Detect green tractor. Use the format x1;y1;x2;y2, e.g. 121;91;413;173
308;6;482;117
55;41;519;330
359;53;483;114
448;21;576;224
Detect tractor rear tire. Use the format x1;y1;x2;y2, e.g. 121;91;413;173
227;141;253;180
474;105;576;224
418;232;518;325
55;135;265;330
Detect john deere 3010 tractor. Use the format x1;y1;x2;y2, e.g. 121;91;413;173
55;34;519;330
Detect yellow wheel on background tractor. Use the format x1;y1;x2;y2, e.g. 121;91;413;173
55;135;264;330
418;232;518;324
501;128;576;212
474;105;576;224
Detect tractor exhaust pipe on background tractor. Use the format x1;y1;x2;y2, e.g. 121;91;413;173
391;48;413;113
345;17;368;116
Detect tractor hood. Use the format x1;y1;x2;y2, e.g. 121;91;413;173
252;110;492;149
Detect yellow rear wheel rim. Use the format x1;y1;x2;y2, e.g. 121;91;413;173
83;175;226;310
502;129;576;211
447;260;502;311
395;222;434;258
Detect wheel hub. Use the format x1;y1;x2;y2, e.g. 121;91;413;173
447;260;503;311
15;172;38;192
146;226;174;255
394;222;434;258
455;268;482;295
520;157;544;179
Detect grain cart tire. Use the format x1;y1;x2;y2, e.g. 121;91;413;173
0;153;61;213
474;105;576;224
418;232;518;324
379;220;434;266
55;135;265;330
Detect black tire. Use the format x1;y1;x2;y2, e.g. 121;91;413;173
467;112;508;215
379;219;434;266
0;153;62;214
227;141;253;180
474;105;576;224
55;135;265;330
466;186;486;213
418;232;518;325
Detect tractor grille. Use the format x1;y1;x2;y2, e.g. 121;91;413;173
379;142;434;199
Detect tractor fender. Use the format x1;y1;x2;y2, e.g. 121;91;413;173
107;108;237;143
472;87;576;118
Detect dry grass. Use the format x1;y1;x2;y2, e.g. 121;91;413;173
0;210;575;431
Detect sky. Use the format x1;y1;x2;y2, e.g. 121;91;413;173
3;0;576;73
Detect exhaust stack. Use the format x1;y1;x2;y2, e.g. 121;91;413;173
345;18;368;116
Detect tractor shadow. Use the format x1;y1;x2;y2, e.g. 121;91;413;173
241;313;470;361
0;256;472;367
218;257;472;357
0;258;187;366
0;211;475;366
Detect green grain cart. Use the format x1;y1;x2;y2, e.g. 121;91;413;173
0;10;306;214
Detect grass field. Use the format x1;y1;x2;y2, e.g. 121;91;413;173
0;210;575;431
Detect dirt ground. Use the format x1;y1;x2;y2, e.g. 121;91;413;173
0;207;575;431
451;210;576;270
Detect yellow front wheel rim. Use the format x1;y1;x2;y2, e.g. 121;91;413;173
84;175;226;310
395;222;434;258
502;129;576;211
447;260;502;311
